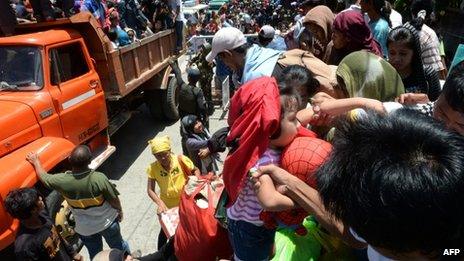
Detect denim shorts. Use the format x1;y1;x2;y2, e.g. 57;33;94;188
227;219;276;261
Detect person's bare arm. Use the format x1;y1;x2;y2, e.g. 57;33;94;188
147;178;168;213
318;97;385;116
107;196;123;222
256;174;296;211
395;93;430;105
255;165;367;249
26;152;47;175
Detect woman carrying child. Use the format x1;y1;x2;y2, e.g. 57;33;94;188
181;115;220;174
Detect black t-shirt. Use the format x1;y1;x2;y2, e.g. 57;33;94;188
15;212;75;261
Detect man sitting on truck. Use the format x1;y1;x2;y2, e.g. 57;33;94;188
26;146;130;260
4;187;83;261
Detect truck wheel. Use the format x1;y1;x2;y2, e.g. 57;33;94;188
46;191;83;252
162;77;180;121
144;90;164;120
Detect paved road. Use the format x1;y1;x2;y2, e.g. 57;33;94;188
79;105;228;259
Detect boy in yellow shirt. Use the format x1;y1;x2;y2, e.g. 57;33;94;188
146;136;199;249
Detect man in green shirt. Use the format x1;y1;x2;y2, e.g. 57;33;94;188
26;145;130;260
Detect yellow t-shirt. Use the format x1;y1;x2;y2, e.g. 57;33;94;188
146;154;195;208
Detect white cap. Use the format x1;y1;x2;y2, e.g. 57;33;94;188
259;25;275;39
205;27;247;63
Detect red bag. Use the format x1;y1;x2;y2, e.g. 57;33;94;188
174;176;233;261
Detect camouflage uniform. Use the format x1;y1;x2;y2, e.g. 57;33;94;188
190;44;215;104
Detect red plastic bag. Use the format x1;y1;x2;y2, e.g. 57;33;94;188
174;176;233;261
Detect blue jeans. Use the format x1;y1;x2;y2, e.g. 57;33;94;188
80;220;130;259
227;219;275;261
174;20;184;51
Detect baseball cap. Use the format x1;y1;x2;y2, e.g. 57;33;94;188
259;25;275;39
205;27;247;63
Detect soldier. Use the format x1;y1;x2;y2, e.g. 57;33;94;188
169;60;208;154
190;43;215;110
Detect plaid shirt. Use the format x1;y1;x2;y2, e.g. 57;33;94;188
419;25;444;72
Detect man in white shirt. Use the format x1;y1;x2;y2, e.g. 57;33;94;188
170;0;184;52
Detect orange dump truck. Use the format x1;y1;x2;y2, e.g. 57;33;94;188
0;12;181;253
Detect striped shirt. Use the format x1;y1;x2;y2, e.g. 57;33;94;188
227;148;281;225
419;24;444;72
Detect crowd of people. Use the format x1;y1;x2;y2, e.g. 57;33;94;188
3;0;464;260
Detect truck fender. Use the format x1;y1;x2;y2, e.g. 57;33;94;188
160;65;174;90
0;137;75;251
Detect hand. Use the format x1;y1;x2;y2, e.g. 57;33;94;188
73;253;84;261
253;165;293;188
251;173;288;195
198;148;210;159
117;210;124;222
396;93;430;105
310;105;333;126
157;203;168;214
26;152;39;165
310;92;336;107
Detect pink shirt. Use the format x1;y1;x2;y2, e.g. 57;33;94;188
227;148;281;225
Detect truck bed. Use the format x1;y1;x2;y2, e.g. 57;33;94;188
15;12;177;100
105;30;176;100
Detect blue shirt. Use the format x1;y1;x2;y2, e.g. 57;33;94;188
369;18;390;58
115;26;131;47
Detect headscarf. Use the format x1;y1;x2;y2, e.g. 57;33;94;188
181;115;210;140
223;77;281;205
332;10;382;58
336;51;404;101
303;5;335;60
148;136;171;154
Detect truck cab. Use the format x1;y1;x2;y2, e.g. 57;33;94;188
0;12;180;252
0;28;112;251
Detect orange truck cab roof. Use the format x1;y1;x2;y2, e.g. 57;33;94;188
0;29;82;46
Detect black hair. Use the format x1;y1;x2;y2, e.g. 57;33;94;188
69;145;92;169
298;28;314;52
278;65;320;107
258;34;273;47
410;0;433;30
5;188;40;219
372;0;392;27
442;60;464;114
387;25;428;93
270;85;300;139
106;0;115;9
300;0;326;8
317;109;464;257
107;29;118;42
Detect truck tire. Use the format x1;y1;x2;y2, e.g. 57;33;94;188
144;90;164;120
162;77;180;121
46;191;83;252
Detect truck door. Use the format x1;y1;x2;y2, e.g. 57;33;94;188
47;40;108;145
